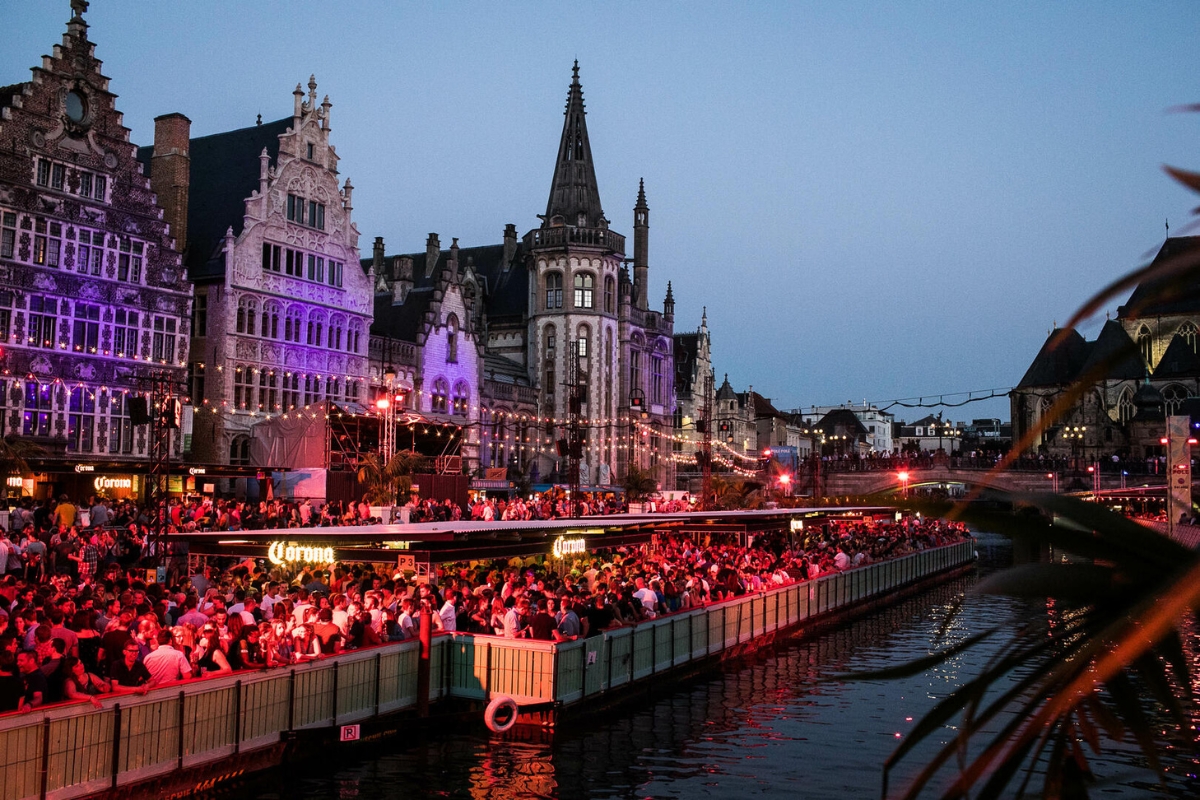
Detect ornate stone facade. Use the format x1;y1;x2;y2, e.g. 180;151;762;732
144;79;368;466
0;3;190;464
369;64;677;488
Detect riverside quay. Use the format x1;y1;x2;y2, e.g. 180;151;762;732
0;507;975;800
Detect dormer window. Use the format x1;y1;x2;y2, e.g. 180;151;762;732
306;143;315;160
286;194;325;230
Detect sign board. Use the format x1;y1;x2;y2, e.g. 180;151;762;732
268;541;335;566
1167;415;1192;528
340;724;360;742
789;519;804;532
552;535;587;559
396;554;416;571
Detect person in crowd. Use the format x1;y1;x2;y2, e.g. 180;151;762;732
62;656;110;708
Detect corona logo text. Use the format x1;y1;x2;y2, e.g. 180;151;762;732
268;541;335;566
188;467;207;476
74;464;95;473
93;476;132;491
552;535;587;559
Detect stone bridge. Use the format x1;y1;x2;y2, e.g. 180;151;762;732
822;467;1166;496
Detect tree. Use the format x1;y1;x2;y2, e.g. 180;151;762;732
622;463;658;503
357;449;428;505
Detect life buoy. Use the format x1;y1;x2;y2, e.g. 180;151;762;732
484;695;519;733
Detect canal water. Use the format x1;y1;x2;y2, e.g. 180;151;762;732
235;533;1198;799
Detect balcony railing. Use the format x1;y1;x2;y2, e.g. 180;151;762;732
523;226;625;256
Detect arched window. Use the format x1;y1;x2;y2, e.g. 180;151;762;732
348;320;363;355
260;369;278;411
237;297;257;335
1163;384;1189;416
453;381;470;417
1117;387;1135;424
545;272;563;309
229;435;251;466
233;365;254;409
307;310;326;347
1138;325;1153;368
281;372;300;410
574;273;594;309
261;302;280;339
604;276;615;313
431;378;449;413
1180;321;1198;354
285;306;303;343
328;315;345;350
446;314;458;363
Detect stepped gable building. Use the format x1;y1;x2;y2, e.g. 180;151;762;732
0;2;191;488
140;77;370;467
368;63;676;487
367;233;486;471
1011;236;1200;458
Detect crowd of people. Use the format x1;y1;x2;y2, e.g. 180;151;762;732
0;499;971;715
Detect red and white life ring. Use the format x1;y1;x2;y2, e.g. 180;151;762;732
484;695;519;733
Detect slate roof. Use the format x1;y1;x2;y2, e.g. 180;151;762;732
138;116;292;283
367;240;528;344
815;409;868;437
750;392;783;419
1154;334;1200;380
1015;328;1090;389
1119;236;1200;319
715;375;737;402
673;333;700;393
1077;320;1143;381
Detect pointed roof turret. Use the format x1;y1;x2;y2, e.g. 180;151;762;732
543;61;606;229
636;177;647;210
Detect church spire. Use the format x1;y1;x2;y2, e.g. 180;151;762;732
543;61;606;229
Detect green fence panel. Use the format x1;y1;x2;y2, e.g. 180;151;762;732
46;706;115;794
118;695;177;772
182;686;236;762
607;628;634;688
583;635;610;696
632;626;655;680
691;609;709;659
336;656;378;721
554;640;585;703
241;673;290;744
672;615;692;666
447;637;485;699
0;720;43;800
293;664;335;729
489;643;556;703
707;606;725;655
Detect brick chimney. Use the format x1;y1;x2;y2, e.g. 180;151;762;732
502;223;517;271
424;233;440;279
151;113;191;254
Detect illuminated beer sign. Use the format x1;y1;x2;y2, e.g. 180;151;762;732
552;535;587;559
789;519;804;532
93;476;132;491
74;464;95;473
268;541;335;566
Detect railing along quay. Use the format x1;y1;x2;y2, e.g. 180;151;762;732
0;541;974;800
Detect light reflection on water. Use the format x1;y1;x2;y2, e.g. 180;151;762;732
239;533;1198;799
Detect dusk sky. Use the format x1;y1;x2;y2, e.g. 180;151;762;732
4;2;1198;422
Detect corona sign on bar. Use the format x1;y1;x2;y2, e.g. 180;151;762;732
93;476;132;491
551;535;587;559
268;541;335;566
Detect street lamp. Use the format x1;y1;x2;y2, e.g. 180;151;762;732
898;470;909;498
1062;425;1086;471
778;473;792;499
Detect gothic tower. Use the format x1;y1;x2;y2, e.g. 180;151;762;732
527;62;624;485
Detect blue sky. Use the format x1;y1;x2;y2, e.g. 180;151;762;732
4;2;1198;422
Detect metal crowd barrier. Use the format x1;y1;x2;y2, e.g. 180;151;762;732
0;541;975;800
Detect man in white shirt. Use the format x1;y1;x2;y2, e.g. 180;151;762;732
438;591;458;632
632;577;658;619
143;630;192;684
397;598;416;640
503;598;529;639
261;583;283;621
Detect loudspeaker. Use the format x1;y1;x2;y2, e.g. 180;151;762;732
695;420;707;434
569;441;583;459
556;439;569;457
128;397;151;425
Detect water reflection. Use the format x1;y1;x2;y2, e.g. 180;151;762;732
236;534;1196;798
